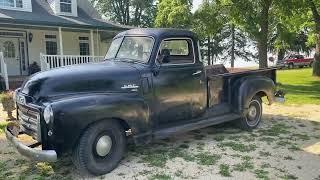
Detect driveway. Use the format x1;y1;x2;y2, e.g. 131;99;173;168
0;103;320;180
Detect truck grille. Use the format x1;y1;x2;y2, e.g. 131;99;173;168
18;104;41;141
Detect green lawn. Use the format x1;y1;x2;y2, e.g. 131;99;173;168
277;68;320;105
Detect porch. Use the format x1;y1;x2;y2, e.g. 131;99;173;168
0;27;119;90
0;52;105;90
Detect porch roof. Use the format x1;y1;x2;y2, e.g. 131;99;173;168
0;0;130;31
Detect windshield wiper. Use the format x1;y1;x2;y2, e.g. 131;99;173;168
111;58;143;64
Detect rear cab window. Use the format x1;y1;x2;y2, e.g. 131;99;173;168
159;39;194;65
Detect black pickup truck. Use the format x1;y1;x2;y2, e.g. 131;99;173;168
6;28;284;175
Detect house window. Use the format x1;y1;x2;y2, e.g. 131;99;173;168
16;0;22;7
60;0;72;13
0;0;23;8
45;35;58;55
3;41;15;58
79;37;90;56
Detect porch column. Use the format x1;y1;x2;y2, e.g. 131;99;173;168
90;30;95;56
96;29;100;56
59;27;64;55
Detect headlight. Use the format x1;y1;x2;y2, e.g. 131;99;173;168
13;88;19;102
43;105;54;124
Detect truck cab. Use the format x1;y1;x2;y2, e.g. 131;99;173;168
6;28;284;176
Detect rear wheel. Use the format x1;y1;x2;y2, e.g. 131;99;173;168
237;96;262;130
72;120;126;176
310;62;313;68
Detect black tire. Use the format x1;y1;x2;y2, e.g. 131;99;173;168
289;63;294;69
310;62;313;68
237;96;263;130
72;120;126;176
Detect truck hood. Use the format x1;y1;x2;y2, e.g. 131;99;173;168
21;61;142;101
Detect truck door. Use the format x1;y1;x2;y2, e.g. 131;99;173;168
152;38;206;127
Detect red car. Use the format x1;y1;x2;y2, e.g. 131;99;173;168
277;55;314;69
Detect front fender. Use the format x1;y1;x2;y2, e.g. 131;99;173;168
50;93;150;150
232;76;275;115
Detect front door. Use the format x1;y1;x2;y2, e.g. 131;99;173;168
152;38;206;127
0;37;27;76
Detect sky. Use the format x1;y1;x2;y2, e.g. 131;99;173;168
191;0;259;67
192;0;202;13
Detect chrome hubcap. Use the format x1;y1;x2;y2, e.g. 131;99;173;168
96;135;112;157
248;106;257;120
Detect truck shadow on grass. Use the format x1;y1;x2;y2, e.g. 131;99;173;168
1;114;320;180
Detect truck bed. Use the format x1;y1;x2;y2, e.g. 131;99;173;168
205;65;276;108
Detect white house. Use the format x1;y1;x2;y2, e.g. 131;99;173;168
0;0;129;90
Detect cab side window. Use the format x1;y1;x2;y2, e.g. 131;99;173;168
159;39;194;64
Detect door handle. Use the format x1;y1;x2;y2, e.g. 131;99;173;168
192;70;202;76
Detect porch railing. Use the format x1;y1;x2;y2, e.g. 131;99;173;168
40;53;105;71
0;52;9;90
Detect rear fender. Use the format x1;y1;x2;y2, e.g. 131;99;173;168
232;76;275;116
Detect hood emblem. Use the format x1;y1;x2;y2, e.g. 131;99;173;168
121;84;139;92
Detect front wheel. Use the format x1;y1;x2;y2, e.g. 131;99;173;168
72;120;126;176
288;63;294;69
237;96;263;130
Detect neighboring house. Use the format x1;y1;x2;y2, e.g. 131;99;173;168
0;0;129;90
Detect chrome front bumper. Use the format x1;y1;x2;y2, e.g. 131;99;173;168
5;125;57;162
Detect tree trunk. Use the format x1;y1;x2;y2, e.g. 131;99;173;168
313;32;320;76
231;24;235;68
277;48;285;62
257;0;272;69
207;37;211;65
307;0;320;76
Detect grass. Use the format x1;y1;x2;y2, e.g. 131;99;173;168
218;142;256;152
233;159;254;172
149;173;172;180
195;152;221;166
277;68;320;105
219;164;231;177
0;121;8;134
254;169;269;180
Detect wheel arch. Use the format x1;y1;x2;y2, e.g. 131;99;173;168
232;76;275;116
51;94;152;153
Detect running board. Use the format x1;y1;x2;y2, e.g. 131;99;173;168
153;113;240;139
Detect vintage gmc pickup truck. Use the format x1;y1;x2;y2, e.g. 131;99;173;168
6;29;284;175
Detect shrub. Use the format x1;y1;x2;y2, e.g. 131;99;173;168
0;91;15;119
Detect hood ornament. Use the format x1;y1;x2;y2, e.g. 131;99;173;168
121;84;139;92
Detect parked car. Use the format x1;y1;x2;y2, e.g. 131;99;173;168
277;54;314;69
6;28;285;176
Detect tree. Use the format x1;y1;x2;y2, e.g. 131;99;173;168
193;0;225;65
223;0;274;68
92;0;156;27
218;24;258;67
306;0;320;76
193;0;257;67
283;0;320;76
154;0;192;28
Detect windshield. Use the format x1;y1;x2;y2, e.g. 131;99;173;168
105;36;154;63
